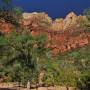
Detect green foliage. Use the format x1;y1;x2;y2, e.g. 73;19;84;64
12;7;23;16
0;32;90;89
0;30;48;86
57;46;90;88
41;45;90;88
0;0;23;28
83;8;90;21
2;0;12;5
0;4;90;89
0;36;8;45
78;71;90;90
1;0;12;11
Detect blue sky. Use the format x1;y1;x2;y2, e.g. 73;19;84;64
1;0;90;18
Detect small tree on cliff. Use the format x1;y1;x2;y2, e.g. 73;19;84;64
1;0;12;11
82;8;90;33
0;0;23;28
83;8;90;21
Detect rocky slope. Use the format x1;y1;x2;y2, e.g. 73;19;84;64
22;12;52;30
0;12;90;54
50;12;89;30
22;12;89;30
30;27;90;55
22;12;90;54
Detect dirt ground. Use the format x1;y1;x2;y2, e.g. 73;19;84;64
0;83;78;90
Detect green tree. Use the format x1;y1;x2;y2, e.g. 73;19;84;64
0;30;48;87
1;0;12;11
0;0;22;28
83;8;90;21
78;71;90;90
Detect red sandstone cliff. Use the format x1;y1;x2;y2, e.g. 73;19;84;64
23;12;89;31
0;12;90;54
22;12;90;54
31;27;90;54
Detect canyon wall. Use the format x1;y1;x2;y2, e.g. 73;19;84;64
0;12;90;54
23;12;90;54
31;27;90;54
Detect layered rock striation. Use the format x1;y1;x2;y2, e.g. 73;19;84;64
22;12;90;54
0;12;90;54
31;27;90;54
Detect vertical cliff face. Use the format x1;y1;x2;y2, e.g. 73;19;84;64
63;12;78;30
50;18;64;30
50;12;89;31
0;12;90;54
22;12;89;31
22;12;52;30
22;12;90;54
31;27;90;54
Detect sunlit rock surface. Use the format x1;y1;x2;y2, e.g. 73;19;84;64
0;12;90;54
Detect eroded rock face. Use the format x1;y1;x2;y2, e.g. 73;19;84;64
0;12;90;54
50;18;64;30
22;12;52;29
51;12;89;31
31;27;90;55
63;12;78;30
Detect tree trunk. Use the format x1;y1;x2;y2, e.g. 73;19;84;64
27;81;31;90
66;86;69;90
